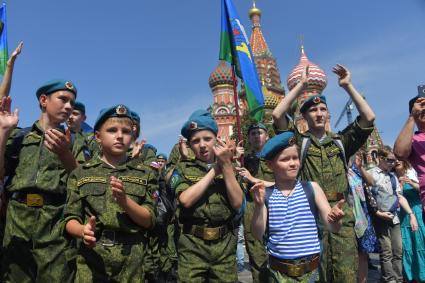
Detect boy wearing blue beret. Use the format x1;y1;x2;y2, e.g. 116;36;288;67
64;104;157;282
171;109;243;282
251;131;345;282
272;64;376;282
67;101;92;163
0;79;83;282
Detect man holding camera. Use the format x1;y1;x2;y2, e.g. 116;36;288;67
394;85;425;222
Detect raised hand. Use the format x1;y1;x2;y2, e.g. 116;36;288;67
178;135;189;160
7;42;23;65
332;64;352;88
327;199;345;222
236;166;255;183
213;139;233;166
299;64;309;87
131;139;146;159
82;216;97;248
235;140;244;159
110;176;127;206
0;97;18;132
354;152;363;168
44;128;71;155
250;182;266;206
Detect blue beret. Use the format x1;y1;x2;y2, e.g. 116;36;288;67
36;79;77;99
260;131;296;160
73;101;85;114
248;122;267;134
130;111;141;124
181;109;218;140
300;95;327;113
93;104;133;130
156;153;167;160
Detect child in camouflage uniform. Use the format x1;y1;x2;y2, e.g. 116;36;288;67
64;105;157;282
171;109;243;283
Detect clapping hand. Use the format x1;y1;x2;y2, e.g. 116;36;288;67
250;182;266;207
7;42;23;66
131;139;146;159
110;176;127;206
44;128;71;155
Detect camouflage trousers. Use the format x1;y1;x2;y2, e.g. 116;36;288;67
1;200;73;283
269;268;318;283
177;230;237;283
318;202;358;283
75;241;145;282
158;223;178;281
144;230;161;282
243;200;268;283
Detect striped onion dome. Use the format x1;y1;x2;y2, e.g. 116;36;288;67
287;46;327;95
209;61;234;88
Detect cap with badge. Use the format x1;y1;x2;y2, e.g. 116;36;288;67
247;122;267;134
36;79;77;99
181;109;218;140
409;85;425;113
299;95;327;113
73;101;86;115
260;131;296;160
93;104;133;130
156;153;167;160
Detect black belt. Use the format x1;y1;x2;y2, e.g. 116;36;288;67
97;230;145;247
10;191;66;207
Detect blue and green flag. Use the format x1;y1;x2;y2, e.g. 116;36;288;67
219;0;264;122
0;3;8;76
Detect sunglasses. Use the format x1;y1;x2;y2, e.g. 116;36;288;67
384;158;397;165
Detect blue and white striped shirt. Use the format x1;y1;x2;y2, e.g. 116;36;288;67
267;181;321;259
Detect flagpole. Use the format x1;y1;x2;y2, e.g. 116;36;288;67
231;65;244;167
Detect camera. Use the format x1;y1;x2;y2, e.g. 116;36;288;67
418;85;425;96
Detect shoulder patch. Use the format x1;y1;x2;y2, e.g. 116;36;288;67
170;170;183;189
77;176;107;187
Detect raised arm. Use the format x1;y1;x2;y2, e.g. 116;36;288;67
272;65;309;130
0;97;18;179
250;182;267;241
0;42;23;99
393;98;425;160
332;64;375;128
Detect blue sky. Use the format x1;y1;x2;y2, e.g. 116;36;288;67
5;0;425;155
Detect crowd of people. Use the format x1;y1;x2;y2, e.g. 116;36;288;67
0;43;424;283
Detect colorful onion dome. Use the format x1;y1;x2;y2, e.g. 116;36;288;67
262;85;281;110
209;61;234;89
287;46;327;95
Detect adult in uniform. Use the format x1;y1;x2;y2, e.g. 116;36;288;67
272;64;375;282
171;110;243;282
0;80;83;282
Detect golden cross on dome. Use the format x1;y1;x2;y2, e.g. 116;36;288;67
252;0;257;8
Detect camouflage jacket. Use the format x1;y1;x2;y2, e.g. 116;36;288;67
4;121;86;195
276;117;374;195
64;156;157;233
172;159;240;227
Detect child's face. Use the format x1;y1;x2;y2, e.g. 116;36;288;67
95;118;133;158
40;90;75;124
268;145;300;180
189;130;217;163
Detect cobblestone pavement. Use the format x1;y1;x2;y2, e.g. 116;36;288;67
238;253;382;283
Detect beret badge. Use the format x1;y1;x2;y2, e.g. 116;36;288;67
189;121;198;130
313;96;321;104
65;81;74;90
288;137;296;146
116;105;127;115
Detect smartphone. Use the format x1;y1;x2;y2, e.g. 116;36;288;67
418;85;425;96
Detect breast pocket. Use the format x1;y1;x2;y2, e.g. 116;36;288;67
80;184;107;213
125;184;147;204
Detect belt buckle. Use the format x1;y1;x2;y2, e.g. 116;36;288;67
100;230;115;247
26;194;44;207
287;263;304;277
203;227;219;241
